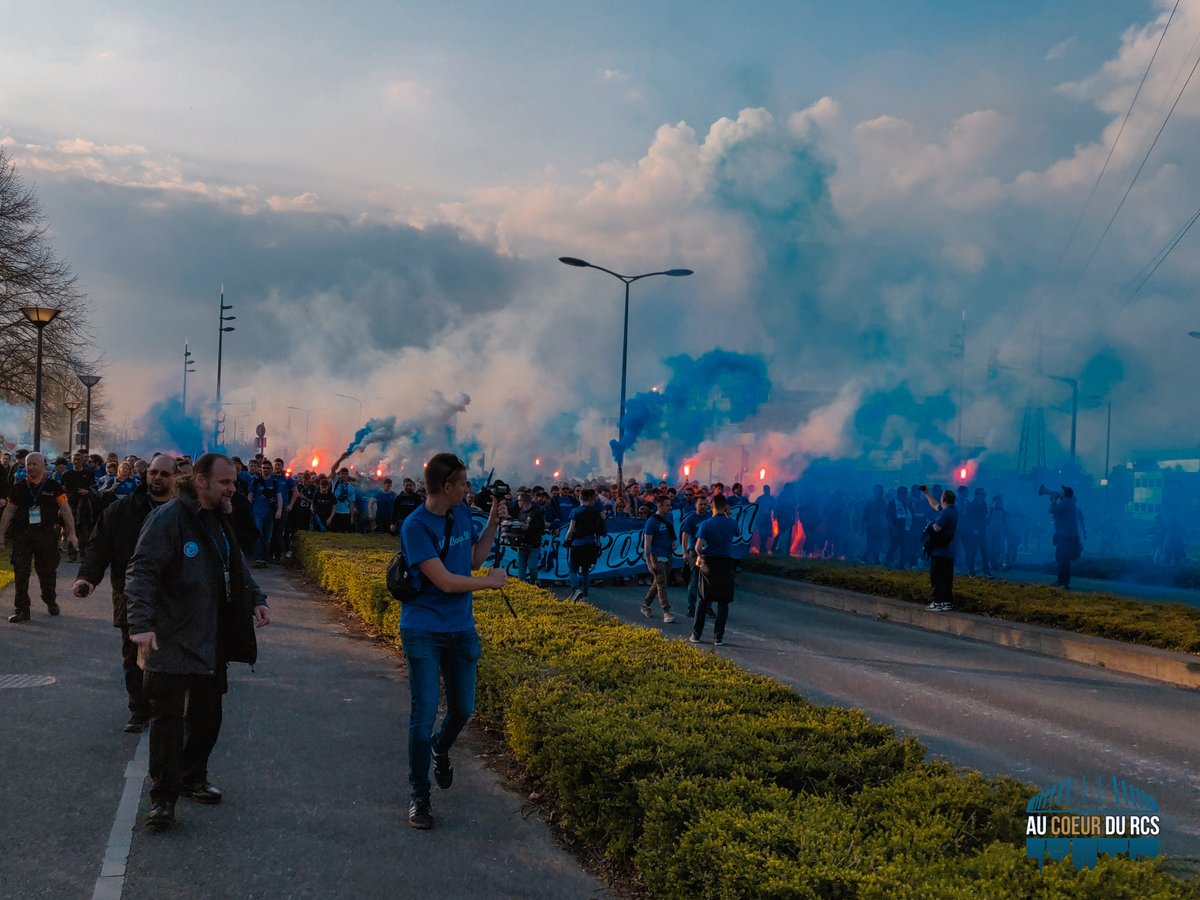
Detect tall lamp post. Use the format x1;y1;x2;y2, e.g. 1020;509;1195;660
183;340;196;414
78;373;102;454
335;393;364;423
287;405;311;444
214;285;236;447
558;256;693;486
20;305;61;452
1049;374;1079;465
63;399;81;452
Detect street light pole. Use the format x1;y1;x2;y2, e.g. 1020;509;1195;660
287;406;311;444
183;340;196;414
335;393;364;422
78;374;102;454
558;256;693;487
214;285;236;447
20;306;62;452
1049;375;1078;465
63;399;80;452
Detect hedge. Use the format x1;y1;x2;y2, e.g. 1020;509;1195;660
743;557;1200;655
0;556;12;593
295;533;1192;898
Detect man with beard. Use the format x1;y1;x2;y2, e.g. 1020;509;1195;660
63;451;97;561
1;452;78;622
73;453;178;732
124;453;270;832
390;476;423;533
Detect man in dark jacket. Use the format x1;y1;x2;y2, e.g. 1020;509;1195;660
73;453;178;732
124;453;270;833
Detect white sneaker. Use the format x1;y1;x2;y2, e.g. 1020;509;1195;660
687;634;702;644
663;613;677;624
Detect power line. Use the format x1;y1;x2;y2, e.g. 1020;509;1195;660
1054;0;1180;277
1124;202;1200;304
1077;27;1200;279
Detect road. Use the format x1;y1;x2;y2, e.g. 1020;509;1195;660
0;563;607;900
583;576;1200;859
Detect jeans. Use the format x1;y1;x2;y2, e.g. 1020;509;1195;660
401;628;482;800
685;564;700;615
516;547;539;584
252;510;274;561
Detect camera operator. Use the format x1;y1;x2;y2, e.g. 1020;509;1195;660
564;487;605;602
1047;485;1083;589
510;491;545;585
919;485;957;612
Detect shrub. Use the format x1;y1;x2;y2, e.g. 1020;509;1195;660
295;533;1194;897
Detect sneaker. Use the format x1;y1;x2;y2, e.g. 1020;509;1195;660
143;801;176;833
640;604;652;618
432;747;453;790
662;613;677;624
925;601;942;611
408;797;434;829
687;634;702;644
124;715;149;734
686;607;695;618
46;602;61;616
8;610;31;624
713;638;725;646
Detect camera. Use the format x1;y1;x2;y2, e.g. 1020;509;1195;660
499;519;532;548
491;480;511;501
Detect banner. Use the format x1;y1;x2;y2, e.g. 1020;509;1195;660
480;502;762;580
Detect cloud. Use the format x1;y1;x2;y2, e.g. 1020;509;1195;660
1045;36;1077;62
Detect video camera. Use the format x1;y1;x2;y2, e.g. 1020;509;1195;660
499;518;534;549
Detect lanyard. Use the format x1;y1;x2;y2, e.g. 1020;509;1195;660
199;517;231;572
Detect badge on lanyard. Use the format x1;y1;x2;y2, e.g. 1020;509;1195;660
28;506;42;525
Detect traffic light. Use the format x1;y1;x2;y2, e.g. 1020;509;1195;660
75;420;89;449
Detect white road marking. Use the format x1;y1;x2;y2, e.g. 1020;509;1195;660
92;733;148;900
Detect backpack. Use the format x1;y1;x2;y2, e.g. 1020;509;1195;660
387;511;455;603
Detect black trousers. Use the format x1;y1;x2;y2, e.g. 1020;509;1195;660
119;622;152;720
144;669;227;804
10;530;60;612
930;556;955;606
694;557;736;641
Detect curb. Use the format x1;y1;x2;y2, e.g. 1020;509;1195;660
740;573;1200;690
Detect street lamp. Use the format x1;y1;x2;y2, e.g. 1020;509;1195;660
19;305;62;452
1189;331;1200;339
63;399;81;451
558;256;693;485
335;393;364;422
214;285;236;447
183;341;196;414
287;405;311;444
78;373;102;454
1048;375;1079;464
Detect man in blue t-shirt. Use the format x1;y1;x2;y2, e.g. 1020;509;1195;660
270;459;295;561
330;468;357;532
399;452;507;831
679;497;711;617
689;493;741;645
248;465;282;566
640;495;677;624
374;479;397;533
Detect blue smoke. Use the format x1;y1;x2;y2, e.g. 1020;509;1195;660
345;422;375;455
137;396;206;458
610;348;771;468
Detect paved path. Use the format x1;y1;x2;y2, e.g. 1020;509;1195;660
581;576;1200;859
0;562;608;899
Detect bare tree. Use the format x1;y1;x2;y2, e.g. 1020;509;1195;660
0;146;99;440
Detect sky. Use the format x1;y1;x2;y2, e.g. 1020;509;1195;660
3;0;1199;483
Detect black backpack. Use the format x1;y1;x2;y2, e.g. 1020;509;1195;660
387;510;454;603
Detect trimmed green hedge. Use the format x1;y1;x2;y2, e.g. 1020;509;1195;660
0;556;12;593
296;533;1193;897
743;557;1200;655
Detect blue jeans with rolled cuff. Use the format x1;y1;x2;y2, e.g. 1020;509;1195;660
400;627;482;801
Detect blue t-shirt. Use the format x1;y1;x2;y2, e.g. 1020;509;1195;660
332;479;356;514
113;477;137;498
643;513;676;559
931;506;958;559
250;475;279;517
568;504;604;547
274;474;295;506
374;490;397;524
400;502;483;633
696;514;740;558
680;510;711;542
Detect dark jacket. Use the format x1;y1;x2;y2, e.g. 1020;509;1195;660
124;485;267;675
77;482;162;627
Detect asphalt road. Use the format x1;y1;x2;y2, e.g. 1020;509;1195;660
0;562;607;900
582;576;1200;859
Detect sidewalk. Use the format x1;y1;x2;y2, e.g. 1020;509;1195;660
0;562;608;899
